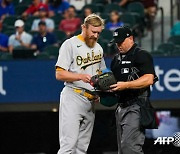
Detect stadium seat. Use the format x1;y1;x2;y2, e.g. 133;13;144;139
99;13;110;24
24;23;31;32
3;30;15;36
100;29;113;42
26;16;39;28
21;0;32;6
103;3;125;13
98;38;108;54
0;53;13;60
127;2;145;31
43;45;59;59
127;2;145;18
168;35;180;46
150;51;167;57
13;0;20;6
36;52;50;59
171;45;180;56
54;30;67;44
99;29;114;55
2;16;18;27
50;14;64;29
121;12;138;29
13;0;32;6
82;4;99;13
74;29;81;36
98;38;117;56
1;25;14;33
15;5;29;15
151;43;175;56
157;43;175;55
29;31;38;36
92;0;104;4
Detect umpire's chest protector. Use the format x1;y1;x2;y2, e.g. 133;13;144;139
111;45;141;82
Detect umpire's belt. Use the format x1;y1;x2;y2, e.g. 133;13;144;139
119;98;138;108
73;88;95;100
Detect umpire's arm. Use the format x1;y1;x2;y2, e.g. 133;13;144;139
110;74;154;91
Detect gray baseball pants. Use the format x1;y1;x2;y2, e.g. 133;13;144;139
57;86;95;154
116;103;145;154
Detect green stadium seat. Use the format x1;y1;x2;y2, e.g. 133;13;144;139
92;0;104;4
127;2;145;18
157;43;175;55
73;29;81;36
13;0;32;6
82;4;99;13
54;30;67;44
1;25;14;33
168;35;180;46
0;53;13;60
36;52;50;59
171;45;180;56
3;30;15;36
98;38;108;54
15;5;28;15
50;14;64;28
100;29;113;42
2;15;18;27
43;45;59;59
127;2;145;31
150;51;167;57
29;31;38;36
26;16;39;27
121;12;138;29
99;13;110;24
21;0;32;6
103;3;125;13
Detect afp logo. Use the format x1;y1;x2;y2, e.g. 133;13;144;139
0;66;7;95
154;132;180;147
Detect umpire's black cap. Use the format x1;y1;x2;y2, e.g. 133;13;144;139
110;26;132;44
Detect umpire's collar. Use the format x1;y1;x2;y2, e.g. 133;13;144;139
121;43;138;56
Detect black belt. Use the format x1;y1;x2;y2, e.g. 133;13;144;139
118;98;138;108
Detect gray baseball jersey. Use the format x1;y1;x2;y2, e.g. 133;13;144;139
56;35;106;90
56;35;106;154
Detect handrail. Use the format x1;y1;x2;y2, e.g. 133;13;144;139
151;7;164;52
177;0;180;20
170;0;174;28
170;0;179;28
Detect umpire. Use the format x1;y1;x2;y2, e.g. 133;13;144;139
109;26;158;154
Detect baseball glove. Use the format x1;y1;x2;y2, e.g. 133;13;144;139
90;72;117;91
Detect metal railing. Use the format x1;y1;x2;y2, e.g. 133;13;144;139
170;0;179;28
177;0;180;20
151;7;164;52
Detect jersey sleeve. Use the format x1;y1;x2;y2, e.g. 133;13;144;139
55;39;73;70
135;50;155;76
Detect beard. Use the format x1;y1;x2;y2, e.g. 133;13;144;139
84;33;97;48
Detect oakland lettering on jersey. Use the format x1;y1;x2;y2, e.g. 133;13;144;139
76;51;102;69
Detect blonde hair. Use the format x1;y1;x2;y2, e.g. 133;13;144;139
84;13;104;29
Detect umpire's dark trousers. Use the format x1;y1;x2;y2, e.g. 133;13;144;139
116;103;145;154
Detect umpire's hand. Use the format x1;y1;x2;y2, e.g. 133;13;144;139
110;82;128;91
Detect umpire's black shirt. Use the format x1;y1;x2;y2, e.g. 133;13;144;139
110;43;156;102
